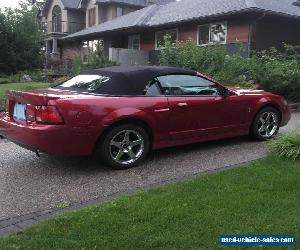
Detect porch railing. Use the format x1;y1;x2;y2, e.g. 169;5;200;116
41;21;85;35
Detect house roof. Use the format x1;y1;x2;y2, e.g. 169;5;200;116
95;0;175;7
148;0;300;26
66;4;158;38
41;0;81;16
41;0;161;16
96;0;148;7
65;0;300;40
61;0;82;9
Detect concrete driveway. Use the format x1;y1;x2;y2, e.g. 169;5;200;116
0;113;299;222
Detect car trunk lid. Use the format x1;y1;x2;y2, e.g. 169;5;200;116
7;88;81;106
6;88;82;121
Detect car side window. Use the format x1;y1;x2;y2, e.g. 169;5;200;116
157;74;221;96
144;81;162;96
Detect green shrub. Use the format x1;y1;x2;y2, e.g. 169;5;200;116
159;37;300;98
0;70;48;84
28;70;47;82
8;73;20;83
160;38;227;77
253;47;300;96
72;43;117;75
0;78;10;84
269;131;300;161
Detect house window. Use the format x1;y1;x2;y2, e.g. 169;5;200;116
52;5;62;33
88;7;96;27
128;35;140;50
198;22;227;45
117;7;123;17
155;29;178;49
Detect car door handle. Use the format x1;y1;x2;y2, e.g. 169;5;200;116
177;102;188;108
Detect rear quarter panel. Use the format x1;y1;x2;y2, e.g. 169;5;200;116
52;95;170;152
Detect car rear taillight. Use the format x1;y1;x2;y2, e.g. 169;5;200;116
26;105;64;125
36;106;64;124
26;104;36;122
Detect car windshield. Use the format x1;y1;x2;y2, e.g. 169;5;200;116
56;75;110;91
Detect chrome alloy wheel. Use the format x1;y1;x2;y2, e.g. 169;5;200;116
109;130;145;165
257;112;279;139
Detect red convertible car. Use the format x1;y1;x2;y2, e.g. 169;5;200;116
0;66;291;169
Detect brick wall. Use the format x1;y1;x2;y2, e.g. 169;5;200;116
61;41;82;61
178;24;197;41
227;20;251;44
140;32;156;51
140;20;252;51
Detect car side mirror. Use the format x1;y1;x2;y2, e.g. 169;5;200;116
220;88;231;98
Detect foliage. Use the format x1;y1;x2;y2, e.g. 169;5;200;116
72;43;117;75
0;70;48;84
253;47;300;97
8;74;20;83
269;131;300;161
0;82;51;108
0;158;299;249
47;57;64;72
0;0;44;74
0;78;10;84
159;37;227;77
159;37;300;98
28;70;47;82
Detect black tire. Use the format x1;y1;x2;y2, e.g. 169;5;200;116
250;107;280;141
98;124;150;170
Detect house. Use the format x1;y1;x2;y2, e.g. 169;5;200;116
41;0;300;67
41;0;172;65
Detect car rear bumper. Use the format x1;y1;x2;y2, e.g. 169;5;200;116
0;112;96;156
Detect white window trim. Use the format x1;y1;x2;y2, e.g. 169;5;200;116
128;34;140;50
117;7;123;17
197;22;227;46
88;7;97;27
155;28;178;50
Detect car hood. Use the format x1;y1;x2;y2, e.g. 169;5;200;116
228;87;272;96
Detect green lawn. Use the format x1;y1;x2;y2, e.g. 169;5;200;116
0;82;51;107
0;158;299;249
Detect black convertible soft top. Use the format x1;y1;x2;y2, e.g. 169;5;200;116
80;66;197;95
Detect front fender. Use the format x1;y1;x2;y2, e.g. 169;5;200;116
251;96;283;121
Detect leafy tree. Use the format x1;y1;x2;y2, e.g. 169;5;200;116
0;10;17;74
0;0;44;75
